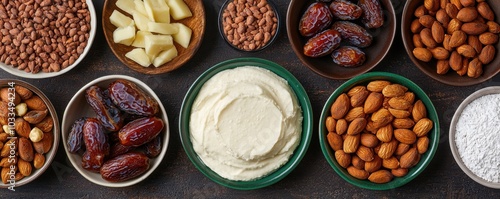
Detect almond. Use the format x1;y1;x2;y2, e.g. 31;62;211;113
351;155;365;170
401;92;416;104
382;156;400;169
18;159;32;177
14;117;31;138
376;124;393;143
23;109;48;124
364;156;382;173
467;58;483;78
372;109;394;128
424;0;437;11
456;7;478;22
367;80;391;92
449;30;467;48
360;133;379;148
364;92;384;114
394;129;417;144
1;167;9;184
457;58;469;76
33;132;53;154
24;95;47;111
331;93;350;119
430;47;450;59
356;146;374;162
419;15;436;29
431;21;445;43
445;3;459;19
417;137;430;154
457;44;477;58
413;118;434;137
382;84;407;98
413;47;433;62
411;19;423;33
459;0;474;7
335;150;351;168
0;88;21;104
487;21;500;34
327;132;343;151
414;34;424;48
343;134;360;153
395;143;411;156
447;18;462;34
436;9;450;27
378;139;398;159
443;34;452;51
35;115;54;133
347;118;367;135
350;89;369;107
336;119;348;135
479;32;498;45
325;116;336;132
400;148;419;169
14;85;33;100
347;85;367;97
344;107;365;122
15;172;23;181
0;133;7;142
393;118;416;129
365;120;378;134
479;44;495;64
468;35;483;54
388;98;412;110
347;166;369;180
439;0;447;9
0;139;14;157
436;59;450;74
388;108;411;119
19;137;34;162
412;100;427;122
0;157;15;167
414;5;428;18
449;51;463;71
461;22;488;35
368;170;393;184
477;2;494;21
391;168;409;177
420;28;437;48
450;0;462;9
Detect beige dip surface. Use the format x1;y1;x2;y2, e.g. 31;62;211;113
189;66;303;181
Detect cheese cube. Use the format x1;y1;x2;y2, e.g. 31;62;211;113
110;10;134;28
113;25;136;46
131;31;153;48
166;0;192;20
144;34;174;57
171;23;192;48
134;0;148;16
148;22;178;34
153;46;178;67
132;12;151;31
126;48;151;67
115;0;135;15
144;0;170;23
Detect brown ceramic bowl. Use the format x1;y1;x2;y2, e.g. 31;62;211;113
102;0;205;74
402;0;500;86
286;0;396;80
0;80;60;189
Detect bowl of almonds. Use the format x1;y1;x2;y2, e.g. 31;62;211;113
0;80;59;189
402;0;500;86
319;72;439;190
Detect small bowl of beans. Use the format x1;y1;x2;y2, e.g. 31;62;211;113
0;0;97;79
218;0;280;52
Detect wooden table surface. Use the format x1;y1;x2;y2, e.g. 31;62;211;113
2;0;500;197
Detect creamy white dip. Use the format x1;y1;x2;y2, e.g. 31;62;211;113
189;66;303;181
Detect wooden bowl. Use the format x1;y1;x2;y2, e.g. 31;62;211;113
102;0;205;74
401;0;500;86
286;0;396;80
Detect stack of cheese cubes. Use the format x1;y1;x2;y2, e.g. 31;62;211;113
110;0;193;67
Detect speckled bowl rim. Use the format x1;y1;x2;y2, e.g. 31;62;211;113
179;57;313;190
449;86;500;189
319;72;440;190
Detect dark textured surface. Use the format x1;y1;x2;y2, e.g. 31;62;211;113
1;0;500;197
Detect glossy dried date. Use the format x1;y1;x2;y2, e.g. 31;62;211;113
332;46;366;67
304;29;342;57
119;117;164;146
358;0;384;29
67;117;86;153
299;2;333;37
109;142;135;158
86;86;125;132
82;118;109;172
329;0;363;20
332;21;373;48
100;152;150;182
144;135;162;158
109;80;159;117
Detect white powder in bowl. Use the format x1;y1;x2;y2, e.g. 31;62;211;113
455;93;500;183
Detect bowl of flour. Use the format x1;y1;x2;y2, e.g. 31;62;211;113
450;86;500;189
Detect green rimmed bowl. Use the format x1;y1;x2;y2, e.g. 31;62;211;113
179;57;313;190
319;72;440;190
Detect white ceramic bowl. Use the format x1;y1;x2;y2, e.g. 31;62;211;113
449;86;500;189
61;75;170;187
0;0;96;78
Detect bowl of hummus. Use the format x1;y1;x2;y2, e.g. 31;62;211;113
179;57;313;190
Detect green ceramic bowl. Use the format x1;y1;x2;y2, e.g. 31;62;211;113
179;57;313;190
319;72;440;190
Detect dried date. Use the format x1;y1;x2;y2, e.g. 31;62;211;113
109;142;135;159
119;117;164;147
100;152;150;182
144;135;162;158
109;80;159;117
358;0;384;29
82;118;109;172
299;2;333;37
86;86;125;132
329;0;363;20
304;29;342;57
332;21;373;48
67;117;86;153
332;46;366;67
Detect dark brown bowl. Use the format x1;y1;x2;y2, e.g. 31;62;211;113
102;0;205;74
286;0;396;80
402;0;500;86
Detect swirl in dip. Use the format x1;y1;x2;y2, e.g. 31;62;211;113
189;66;303;181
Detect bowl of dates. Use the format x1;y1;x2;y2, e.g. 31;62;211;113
402;0;500;86
286;0;396;79
62;75;169;187
0;79;60;189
